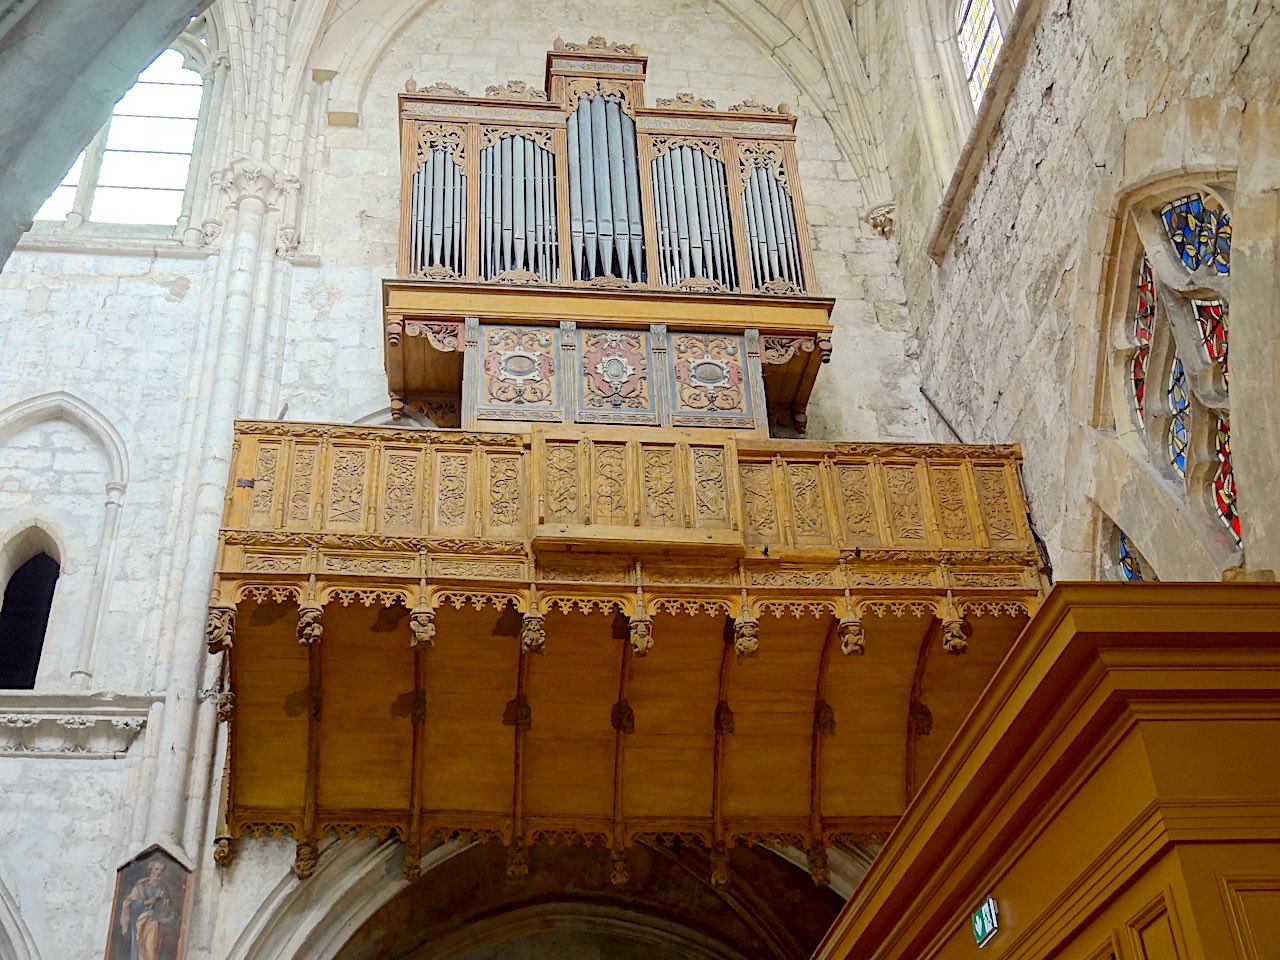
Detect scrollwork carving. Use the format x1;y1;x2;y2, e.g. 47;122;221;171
481;126;553;150
484;80;549;102
554;36;639;54
412;121;467;167
656;92;717;109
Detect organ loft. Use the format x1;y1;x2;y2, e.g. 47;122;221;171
206;39;1048;886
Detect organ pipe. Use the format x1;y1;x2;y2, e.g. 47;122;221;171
651;145;737;290
479;133;559;281
567;95;645;283
408;147;467;276
743;165;803;290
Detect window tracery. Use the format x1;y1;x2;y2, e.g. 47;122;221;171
1115;184;1240;548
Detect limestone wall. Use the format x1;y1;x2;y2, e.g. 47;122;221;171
881;0;1280;578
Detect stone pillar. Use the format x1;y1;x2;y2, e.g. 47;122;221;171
72;479;126;683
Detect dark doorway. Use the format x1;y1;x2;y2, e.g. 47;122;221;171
0;552;59;688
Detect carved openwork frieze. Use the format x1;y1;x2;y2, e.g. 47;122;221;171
0;703;150;758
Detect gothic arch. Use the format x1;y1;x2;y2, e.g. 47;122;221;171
305;0;838;151
0;392;129;489
0;871;41;960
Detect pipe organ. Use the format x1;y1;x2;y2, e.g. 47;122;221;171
390;41;832;434
396;41;813;295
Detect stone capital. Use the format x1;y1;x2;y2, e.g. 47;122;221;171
218;158;290;210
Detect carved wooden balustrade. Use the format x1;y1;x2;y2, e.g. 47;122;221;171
208;420;1047;882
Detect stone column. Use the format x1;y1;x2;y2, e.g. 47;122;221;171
72;479;126;683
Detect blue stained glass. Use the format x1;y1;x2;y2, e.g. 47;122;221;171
1167;356;1189;477
1117;531;1145;582
1161;194;1231;275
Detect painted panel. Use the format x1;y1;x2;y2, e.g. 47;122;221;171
576;328;659;425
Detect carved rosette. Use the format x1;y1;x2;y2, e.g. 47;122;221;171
520;611;546;654
206;606;236;654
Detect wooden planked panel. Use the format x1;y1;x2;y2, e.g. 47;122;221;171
723;617;823;819
233;601;309;815
623;613;723;821
317;603;415;812
820;615;928;817
523;612;619;820
420;606;518;815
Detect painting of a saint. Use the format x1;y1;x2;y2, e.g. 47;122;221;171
104;848;190;960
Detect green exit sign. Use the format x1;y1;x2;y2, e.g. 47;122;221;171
971;897;999;947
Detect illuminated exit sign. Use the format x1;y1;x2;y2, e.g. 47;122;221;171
971;897;999;947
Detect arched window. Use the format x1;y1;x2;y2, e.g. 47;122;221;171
34;48;207;227
0;553;59;689
955;0;1019;105
1116;184;1240;547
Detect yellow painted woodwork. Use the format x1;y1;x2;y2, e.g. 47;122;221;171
812;582;1280;960
209;420;1046;861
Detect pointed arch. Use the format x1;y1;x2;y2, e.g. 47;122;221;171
0;871;41;960
0;392;129;488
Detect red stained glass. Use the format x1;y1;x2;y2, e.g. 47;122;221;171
1192;298;1229;383
1130;258;1155;422
1213;417;1242;544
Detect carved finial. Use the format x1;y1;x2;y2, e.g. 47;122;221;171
404;78;418;93
506;839;529;883
938;592;969;654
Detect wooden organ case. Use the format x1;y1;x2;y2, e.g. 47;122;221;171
384;38;833;436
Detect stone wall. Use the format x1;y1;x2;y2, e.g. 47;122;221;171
881;0;1280;578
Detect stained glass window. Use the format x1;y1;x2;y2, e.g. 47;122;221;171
1191;298;1229;383
1167;356;1189;477
1161;194;1232;275
1117;530;1145;582
1130;258;1156;421
957;0;1004;105
1213;418;1242;544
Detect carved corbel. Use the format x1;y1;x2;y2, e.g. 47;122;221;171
409;595;436;649
864;202;897;239
629;573;653;656
213;836;236;868
610;851;630;886
293;840;319;879
807;844;830;886
215;691;235;723
733;617;760;657
506;838;529;883
837;571;864;655
709;842;730;888
386;314;405;347
521;588;546;654
206;605;236;654
297;604;323;645
402;841;422;880
938;592;969;654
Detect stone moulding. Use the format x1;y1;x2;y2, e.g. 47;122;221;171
0;696;153;757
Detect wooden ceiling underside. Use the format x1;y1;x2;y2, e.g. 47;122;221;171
226;598;1027;869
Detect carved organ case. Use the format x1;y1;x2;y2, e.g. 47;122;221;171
386;40;835;436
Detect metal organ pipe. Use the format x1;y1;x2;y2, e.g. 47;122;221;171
743;164;803;290
651;145;737;290
409;146;467;276
479;132;559;282
567;95;645;283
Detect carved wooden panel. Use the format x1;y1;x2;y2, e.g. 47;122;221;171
249;442;282;526
836;463;879;546
590;442;631;525
668;332;755;428
541;440;581;524
433;450;473;533
326;446;370;529
288;443;319;527
740;462;779;542
641;445;680;527
475;324;562;422
785;461;830;545
576;328;658;425
381;449;423;532
485;452;523;533
930;465;972;545
690;444;731;528
974;464;1022;546
882;464;927;545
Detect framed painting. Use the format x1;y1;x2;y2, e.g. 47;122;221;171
104;846;192;960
